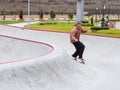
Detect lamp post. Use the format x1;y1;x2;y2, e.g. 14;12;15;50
76;0;84;23
108;1;110;18
101;0;105;27
39;0;40;19
96;7;98;21
103;5;106;17
28;0;30;28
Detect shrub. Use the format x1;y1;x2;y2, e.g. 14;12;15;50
68;13;73;20
50;10;56;20
39;10;43;20
91;26;109;31
40;21;57;25
40;23;44;25
1;9;6;20
81;23;93;26
19;9;23;20
81;20;89;23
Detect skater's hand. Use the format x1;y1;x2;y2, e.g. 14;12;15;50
75;39;78;42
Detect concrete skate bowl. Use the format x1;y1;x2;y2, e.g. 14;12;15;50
0;30;96;90
0;25;120;90
0;46;95;90
0;35;53;64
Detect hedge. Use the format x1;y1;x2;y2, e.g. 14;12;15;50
81;23;93;26
81;20;89;23
91;26;109;31
40;22;57;25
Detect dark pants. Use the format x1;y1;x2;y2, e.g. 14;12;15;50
72;41;85;59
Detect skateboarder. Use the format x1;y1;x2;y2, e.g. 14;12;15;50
70;22;88;64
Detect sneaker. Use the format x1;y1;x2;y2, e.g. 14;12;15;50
78;58;85;64
72;56;77;61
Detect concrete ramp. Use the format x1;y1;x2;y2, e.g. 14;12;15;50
0;25;120;90
0;37;95;90
0;28;95;90
0;35;53;64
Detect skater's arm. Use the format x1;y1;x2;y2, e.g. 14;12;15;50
80;27;87;33
80;27;92;33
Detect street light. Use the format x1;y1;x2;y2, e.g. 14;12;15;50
28;0;30;28
39;0;40;16
96;7;98;21
103;5;106;16
107;0;110;18
76;0;84;23
101;0;106;27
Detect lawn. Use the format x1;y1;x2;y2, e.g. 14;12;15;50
88;29;120;37
27;20;120;37
0;20;19;24
1;20;120;37
29;20;75;32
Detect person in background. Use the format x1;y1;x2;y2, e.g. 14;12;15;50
70;22;89;64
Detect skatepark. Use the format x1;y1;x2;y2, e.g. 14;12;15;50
0;23;120;90
0;0;120;90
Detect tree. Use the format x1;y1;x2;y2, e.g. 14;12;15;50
50;10;56;20
68;13;73;23
68;13;73;20
39;10;43;20
19;9;23;20
1;9;6;20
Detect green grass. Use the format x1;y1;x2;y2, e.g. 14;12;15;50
29;21;75;32
0;20;19;24
28;20;120;37
88;28;120;37
1;20;119;37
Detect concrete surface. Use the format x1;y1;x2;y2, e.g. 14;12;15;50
0;35;53;64
0;24;120;90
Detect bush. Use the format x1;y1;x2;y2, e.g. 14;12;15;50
68;13;73;20
1;9;6;20
19;9;23;20
50;10;56;20
81;23;93;26
40;22;57;25
81;20;89;23
39;10;43;20
91;26;109;31
40;23;44;25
